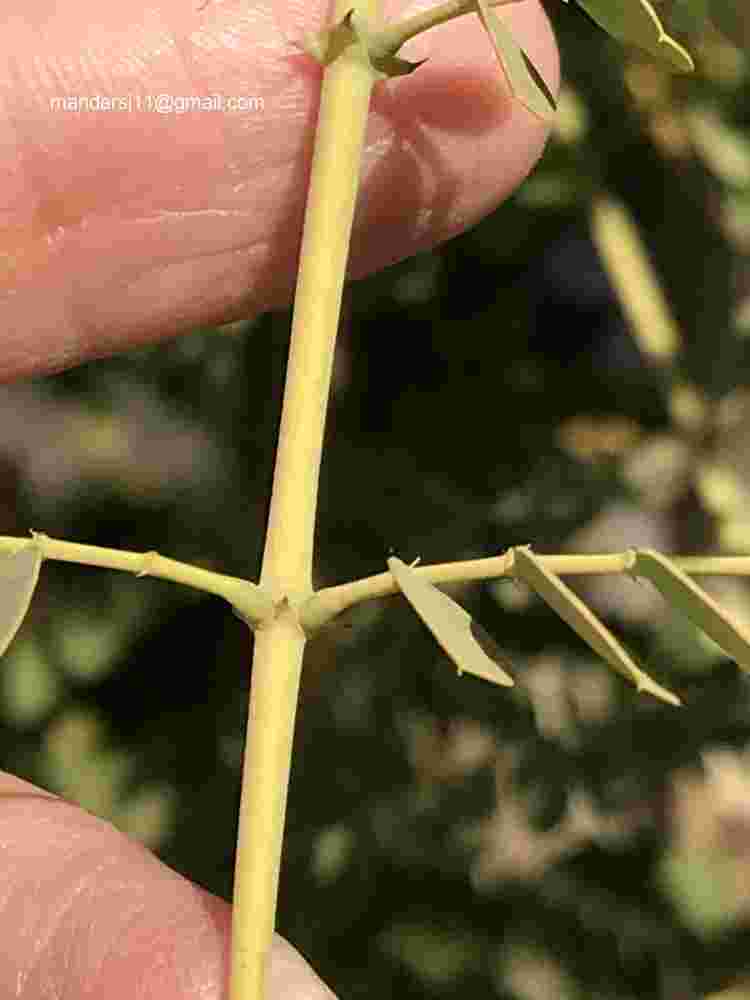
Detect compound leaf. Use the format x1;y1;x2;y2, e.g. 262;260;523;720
0;544;43;659
513;546;680;706
388;556;514;687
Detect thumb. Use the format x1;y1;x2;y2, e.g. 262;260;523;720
0;772;334;999
0;0;557;380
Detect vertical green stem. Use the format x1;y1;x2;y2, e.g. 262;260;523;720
229;613;306;1000
229;1;382;998
259;0;382;602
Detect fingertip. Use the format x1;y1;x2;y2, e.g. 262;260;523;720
347;0;560;277
268;935;340;1000
0;777;335;999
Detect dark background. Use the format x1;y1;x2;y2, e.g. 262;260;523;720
2;2;750;997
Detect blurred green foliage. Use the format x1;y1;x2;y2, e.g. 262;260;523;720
3;1;750;997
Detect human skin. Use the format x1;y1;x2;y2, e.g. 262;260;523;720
0;0;557;382
0;0;557;996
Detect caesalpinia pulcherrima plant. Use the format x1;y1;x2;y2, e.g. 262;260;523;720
9;2;750;999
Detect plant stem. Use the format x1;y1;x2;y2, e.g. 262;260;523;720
229;611;306;1000
259;7;381;604
0;532;272;625
301;550;750;628
228;0;382;996
369;0;521;59
5;531;749;640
